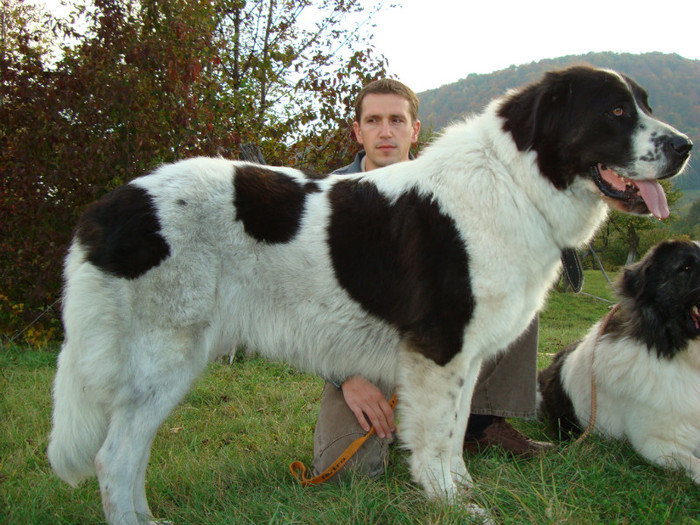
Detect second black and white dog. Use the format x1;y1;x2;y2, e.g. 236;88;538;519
539;239;700;483
48;66;692;524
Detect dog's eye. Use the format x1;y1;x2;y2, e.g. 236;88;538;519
611;106;625;117
678;261;693;273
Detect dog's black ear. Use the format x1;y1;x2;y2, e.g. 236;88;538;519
498;70;574;189
498;71;570;152
526;72;573;150
617;262;645;302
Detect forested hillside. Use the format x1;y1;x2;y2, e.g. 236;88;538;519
417;52;700;190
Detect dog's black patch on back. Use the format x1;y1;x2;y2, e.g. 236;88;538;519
76;184;170;279
328;179;473;366
498;65;639;190
233;165;320;243
537;342;583;438
299;167;331;180
607;239;700;358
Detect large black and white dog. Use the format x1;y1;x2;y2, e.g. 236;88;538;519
538;239;700;482
48;66;692;524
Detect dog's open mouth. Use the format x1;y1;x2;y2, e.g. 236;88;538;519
692;304;700;333
591;164;670;219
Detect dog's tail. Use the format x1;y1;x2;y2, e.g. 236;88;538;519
47;338;109;486
48;244;119;486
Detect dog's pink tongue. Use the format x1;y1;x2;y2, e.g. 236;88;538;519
598;165;670;219
636;179;670;219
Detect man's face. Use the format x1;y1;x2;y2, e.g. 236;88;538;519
353;93;421;171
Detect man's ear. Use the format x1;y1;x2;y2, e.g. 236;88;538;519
412;120;421;143
353;121;364;145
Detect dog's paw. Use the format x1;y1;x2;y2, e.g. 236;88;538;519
451;454;473;488
465;502;495;525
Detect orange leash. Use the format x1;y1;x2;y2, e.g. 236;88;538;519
290;392;398;486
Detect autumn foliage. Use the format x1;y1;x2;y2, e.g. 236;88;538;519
1;0;387;341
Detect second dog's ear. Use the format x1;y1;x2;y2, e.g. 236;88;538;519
617;262;645;302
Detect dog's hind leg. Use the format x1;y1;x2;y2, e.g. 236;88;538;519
397;349;479;500
133;432;157;522
95;332;208;525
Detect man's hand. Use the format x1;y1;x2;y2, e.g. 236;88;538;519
341;376;395;439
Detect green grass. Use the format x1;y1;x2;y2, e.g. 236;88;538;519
2;270;700;524
539;270;617;361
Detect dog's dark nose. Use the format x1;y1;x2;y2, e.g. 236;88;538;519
660;135;693;179
670;135;693;158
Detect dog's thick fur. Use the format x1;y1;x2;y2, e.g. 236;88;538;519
538;239;700;482
48;66;692;524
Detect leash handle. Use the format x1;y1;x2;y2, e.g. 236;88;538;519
290;392;398;486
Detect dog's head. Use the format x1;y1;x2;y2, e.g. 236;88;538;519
499;65;692;219
615;239;700;357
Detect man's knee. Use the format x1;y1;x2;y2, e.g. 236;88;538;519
313;432;389;481
312;383;390;482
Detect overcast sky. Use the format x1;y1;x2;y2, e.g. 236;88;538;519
368;0;700;91
36;0;700;94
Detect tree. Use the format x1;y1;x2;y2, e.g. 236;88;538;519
677;198;700;238
210;0;388;170
611;180;683;264
0;0;387;341
1;0;60;338
589;180;685;268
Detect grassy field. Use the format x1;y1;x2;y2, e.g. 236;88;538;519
2;270;700;524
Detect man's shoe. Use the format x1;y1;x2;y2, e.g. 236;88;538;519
463;417;555;458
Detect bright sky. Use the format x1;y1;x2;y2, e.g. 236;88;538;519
368;0;700;92
36;0;699;94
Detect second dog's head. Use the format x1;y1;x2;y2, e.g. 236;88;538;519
614;239;700;358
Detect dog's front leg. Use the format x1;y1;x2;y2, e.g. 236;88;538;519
675;453;700;484
450;352;482;487
397;349;480;499
633;435;700;484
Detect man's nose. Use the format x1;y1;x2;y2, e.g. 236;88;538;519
379;120;392;137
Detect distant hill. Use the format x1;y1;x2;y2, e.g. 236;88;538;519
417;52;700;191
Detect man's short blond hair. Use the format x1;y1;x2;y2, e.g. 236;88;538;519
355;79;419;123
